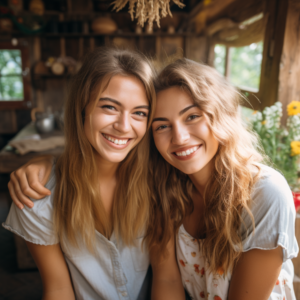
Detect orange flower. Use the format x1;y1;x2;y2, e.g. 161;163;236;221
214;296;222;300
200;291;205;298
194;264;200;273
179;260;185;267
191;252;196;257
217;267;224;276
200;267;205;276
275;279;280;285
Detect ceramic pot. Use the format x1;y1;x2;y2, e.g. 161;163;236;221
29;0;45;16
91;17;117;34
31;108;55;134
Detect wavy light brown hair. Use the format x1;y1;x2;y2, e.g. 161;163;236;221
148;58;265;274
53;47;156;250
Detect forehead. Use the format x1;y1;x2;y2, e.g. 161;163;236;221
99;75;149;105
155;86;194;116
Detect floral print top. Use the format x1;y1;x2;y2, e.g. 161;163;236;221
176;164;299;300
177;225;295;300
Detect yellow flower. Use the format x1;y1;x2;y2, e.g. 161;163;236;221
262;120;267;125
287;101;300;116
252;111;258;115
291;141;300;156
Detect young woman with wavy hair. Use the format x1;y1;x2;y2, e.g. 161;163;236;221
149;59;298;300
6;58;298;300
3;47;184;300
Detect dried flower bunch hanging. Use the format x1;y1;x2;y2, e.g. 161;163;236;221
112;0;185;31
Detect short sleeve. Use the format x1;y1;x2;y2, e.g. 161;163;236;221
240;164;299;262
2;164;59;245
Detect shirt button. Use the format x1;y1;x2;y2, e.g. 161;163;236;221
122;291;128;297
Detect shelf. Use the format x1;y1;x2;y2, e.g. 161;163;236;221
0;32;198;39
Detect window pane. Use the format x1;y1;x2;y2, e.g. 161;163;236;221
0;49;22;75
214;44;226;75
0;76;24;101
229;41;263;91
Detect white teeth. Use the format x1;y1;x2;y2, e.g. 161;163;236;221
175;146;199;157
103;134;128;145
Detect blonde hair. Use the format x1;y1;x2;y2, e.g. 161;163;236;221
149;58;265;274
54;47;156;250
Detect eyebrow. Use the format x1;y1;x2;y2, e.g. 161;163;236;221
99;97;149;110
152;104;198;123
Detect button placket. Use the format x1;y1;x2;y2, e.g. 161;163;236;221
110;244;129;299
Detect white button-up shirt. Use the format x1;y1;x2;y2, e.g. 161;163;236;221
3;167;150;300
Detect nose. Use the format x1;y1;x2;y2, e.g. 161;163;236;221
171;123;190;145
113;112;131;133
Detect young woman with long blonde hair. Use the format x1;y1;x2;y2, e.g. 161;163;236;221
149;58;298;300
7;58;298;300
3;47;184;300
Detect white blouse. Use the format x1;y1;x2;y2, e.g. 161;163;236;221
3;165;150;300
177;164;298;300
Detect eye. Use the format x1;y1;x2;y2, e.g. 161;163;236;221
101;105;116;111
155;125;168;131
134;111;148;117
187;115;199;121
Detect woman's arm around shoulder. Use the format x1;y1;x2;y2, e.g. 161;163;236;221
26;242;75;300
8;155;54;209
150;233;185;300
228;246;283;300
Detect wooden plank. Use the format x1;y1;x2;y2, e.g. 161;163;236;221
33;37;43;110
185;36;208;63
206;38;215;67
0;110;17;134
277;0;300;124
224;46;231;79
257;0;288;111
211;0;264;24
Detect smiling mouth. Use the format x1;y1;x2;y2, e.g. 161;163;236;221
102;134;130;145
174;145;201;157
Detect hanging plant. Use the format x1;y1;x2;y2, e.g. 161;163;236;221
112;0;185;31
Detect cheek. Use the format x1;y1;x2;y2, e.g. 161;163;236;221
153;134;168;156
135;121;147;140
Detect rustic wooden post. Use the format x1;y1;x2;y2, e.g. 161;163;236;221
277;0;300;124
258;0;288;111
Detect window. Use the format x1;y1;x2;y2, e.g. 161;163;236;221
0;42;31;109
214;41;263;92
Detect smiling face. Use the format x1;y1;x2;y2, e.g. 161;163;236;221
152;86;219;180
84;75;149;166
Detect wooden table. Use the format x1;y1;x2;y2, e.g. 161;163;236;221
0;122;64;174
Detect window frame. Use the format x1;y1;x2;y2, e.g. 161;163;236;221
213;43;263;110
0;42;31;110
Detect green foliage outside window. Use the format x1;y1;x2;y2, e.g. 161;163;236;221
214;42;263;91
0;49;24;101
230;42;263;91
214;45;226;75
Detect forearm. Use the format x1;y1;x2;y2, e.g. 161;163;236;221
151;278;185;300
43;287;75;300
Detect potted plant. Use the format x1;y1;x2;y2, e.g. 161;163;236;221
250;101;300;211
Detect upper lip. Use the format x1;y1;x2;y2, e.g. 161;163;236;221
102;133;133;140
171;144;202;153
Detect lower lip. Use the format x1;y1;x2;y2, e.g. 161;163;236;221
101;134;132;149
172;145;202;161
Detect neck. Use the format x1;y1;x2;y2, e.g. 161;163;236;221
188;159;214;198
95;152;119;182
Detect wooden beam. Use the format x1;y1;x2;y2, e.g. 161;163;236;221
258;0;289;111
277;0;300;124
224;47;231;79
33;37;43;110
